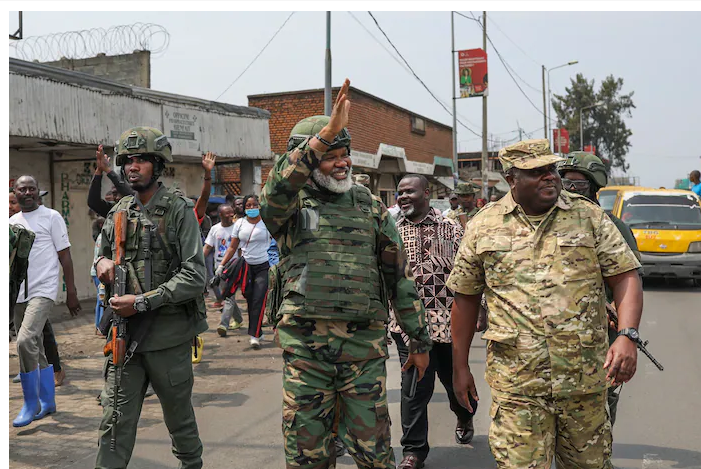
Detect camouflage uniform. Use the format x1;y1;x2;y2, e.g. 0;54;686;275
261;116;432;469
447;140;641;469
444;183;479;225
95;127;208;469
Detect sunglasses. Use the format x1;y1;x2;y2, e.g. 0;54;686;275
561;178;591;190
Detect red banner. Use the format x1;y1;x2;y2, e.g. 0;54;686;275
458;49;488;98
552;128;570;154
584;145;596;155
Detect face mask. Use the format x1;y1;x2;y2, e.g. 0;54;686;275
245;208;260;218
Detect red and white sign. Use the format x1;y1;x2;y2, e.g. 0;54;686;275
584;145;596;155
552;128;570;154
458;48;488;98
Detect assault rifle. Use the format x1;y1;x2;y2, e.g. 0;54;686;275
102;210;128;451
606;303;664;371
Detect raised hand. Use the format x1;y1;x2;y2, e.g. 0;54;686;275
202;151;217;172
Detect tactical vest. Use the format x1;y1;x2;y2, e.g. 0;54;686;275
279;185;387;322
110;189;205;317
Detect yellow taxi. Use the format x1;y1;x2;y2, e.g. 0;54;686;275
612;188;701;283
597;185;638;213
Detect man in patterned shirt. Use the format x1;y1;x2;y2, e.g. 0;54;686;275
390;174;477;469
448;139;643;468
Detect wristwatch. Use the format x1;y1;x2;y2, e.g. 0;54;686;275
617;327;640;343
134;295;150;313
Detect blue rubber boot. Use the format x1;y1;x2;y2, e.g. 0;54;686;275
36;365;56;420
13;367;40;427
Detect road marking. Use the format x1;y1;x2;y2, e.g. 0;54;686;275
642;453;663;469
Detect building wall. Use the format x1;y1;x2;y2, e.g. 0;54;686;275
248;88;452;165
41;51;151;88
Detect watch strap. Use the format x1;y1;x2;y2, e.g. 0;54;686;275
314;133;335;147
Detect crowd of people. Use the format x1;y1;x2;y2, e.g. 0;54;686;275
8;77;649;469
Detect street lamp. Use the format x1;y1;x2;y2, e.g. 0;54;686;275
579;101;604;151
543;61;578;141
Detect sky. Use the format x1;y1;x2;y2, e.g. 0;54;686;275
7;9;701;188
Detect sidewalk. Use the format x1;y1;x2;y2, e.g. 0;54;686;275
8;293;279;469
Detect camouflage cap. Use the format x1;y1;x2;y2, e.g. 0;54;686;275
498;139;565;171
454;182;479;195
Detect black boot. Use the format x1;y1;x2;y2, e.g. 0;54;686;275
455;416;474;445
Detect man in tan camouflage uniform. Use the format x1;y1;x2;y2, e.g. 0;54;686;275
447;139;644;468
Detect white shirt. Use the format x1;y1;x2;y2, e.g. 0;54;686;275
205;222;236;264
231;218;271;266
10;205;71;303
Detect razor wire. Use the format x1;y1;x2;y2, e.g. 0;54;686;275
9;23;170;62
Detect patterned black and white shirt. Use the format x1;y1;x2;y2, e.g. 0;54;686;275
389;208;464;343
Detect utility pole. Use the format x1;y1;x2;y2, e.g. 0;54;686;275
481;11;489;200
541;65;547;139
324;12;332;116
451;12;458;188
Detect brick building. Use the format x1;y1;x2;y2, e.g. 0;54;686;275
247;86;455;206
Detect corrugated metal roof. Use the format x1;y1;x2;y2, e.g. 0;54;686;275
9;59;272;160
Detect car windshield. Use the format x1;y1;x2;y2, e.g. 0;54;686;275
621;194;701;228
598;190;618;212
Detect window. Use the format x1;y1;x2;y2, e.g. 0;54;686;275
621;194;701;229
411;116;425;135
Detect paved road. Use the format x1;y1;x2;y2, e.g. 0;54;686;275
11;281;701;468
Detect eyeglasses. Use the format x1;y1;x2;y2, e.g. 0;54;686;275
561;178;591;190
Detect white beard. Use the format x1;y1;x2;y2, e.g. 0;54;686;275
400;205;416;217
312;167;354;194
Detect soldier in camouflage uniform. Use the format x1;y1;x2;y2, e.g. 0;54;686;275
444;182;479;227
260;79;432;469
558;151;642;426
94;127;208;468
447;139;644;468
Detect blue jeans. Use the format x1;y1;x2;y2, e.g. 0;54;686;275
93;275;104;329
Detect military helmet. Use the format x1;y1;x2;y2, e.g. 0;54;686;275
287;116;351;152
115;127;173;166
558;151;608;189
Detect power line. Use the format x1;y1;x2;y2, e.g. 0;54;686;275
367;11;484;138
347;11;413;76
215;12;295;101
463;12;554;123
485;14;541;67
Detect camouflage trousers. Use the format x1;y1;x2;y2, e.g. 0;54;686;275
489;389;613;469
282;352;395;469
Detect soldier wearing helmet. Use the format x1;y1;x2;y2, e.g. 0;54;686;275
94;127;207;468
558;151;642;427
260;79;432;469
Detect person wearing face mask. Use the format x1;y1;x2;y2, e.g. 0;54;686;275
448;139;644;469
558;151;642;427
258;79;432;469
216;195;272;349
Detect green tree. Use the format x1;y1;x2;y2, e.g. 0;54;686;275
552;73;635;172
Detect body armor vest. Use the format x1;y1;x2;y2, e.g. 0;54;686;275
112;190;179;296
280;185;387;322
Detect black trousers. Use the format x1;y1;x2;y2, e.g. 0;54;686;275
245;262;269;338
391;332;477;461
